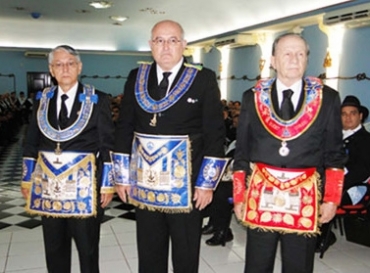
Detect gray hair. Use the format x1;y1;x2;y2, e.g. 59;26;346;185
48;45;81;64
272;33;310;56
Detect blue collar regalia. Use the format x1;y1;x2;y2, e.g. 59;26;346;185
135;63;199;126
37;84;97;143
26;84;99;217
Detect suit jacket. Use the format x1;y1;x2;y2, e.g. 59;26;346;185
114;59;225;184
343;126;370;190
23;82;115;186
234;79;345;185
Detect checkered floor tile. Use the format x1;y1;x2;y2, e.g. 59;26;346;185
0;125;135;232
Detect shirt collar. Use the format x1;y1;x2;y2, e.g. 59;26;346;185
276;79;302;109
343;124;362;139
276;79;302;94
156;59;183;84
58;82;78;101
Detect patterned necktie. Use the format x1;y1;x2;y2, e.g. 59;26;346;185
158;72;172;100
280;89;294;120
59;94;69;129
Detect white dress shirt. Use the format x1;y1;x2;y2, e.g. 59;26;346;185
56;82;78;119
156;60;182;96
276;79;303;110
342;124;362;140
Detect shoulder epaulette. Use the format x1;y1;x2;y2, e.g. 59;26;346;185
137;61;153;65
305;76;322;86
184;63;203;71
35;91;43;100
36;87;54;100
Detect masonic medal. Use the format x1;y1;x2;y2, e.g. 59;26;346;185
279;141;290;157
254;77;323;158
149;113;157;127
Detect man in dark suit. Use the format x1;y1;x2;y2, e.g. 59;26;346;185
113;20;226;273
316;95;370;253
341;95;370;205
233;33;345;273
21;45;115;273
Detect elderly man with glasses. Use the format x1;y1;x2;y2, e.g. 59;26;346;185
21;45;115;273
112;20;227;273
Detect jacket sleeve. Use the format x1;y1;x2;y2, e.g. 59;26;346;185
97;92;116;193
233;89;253;174
194;69;227;189
322;88;345;204
111;69;137;185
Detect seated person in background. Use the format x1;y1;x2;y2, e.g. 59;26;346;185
340;95;370;205
111;104;120;126
316;95;370;253
223;106;233;146
226;112;239;144
202;114;239;246
16;91;29;124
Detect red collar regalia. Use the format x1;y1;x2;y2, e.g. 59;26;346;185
254;77;322;155
240;77;325;234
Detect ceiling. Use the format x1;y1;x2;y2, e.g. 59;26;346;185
0;0;356;53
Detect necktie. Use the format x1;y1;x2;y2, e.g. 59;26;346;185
59;94;69;129
280;89;294;120
158;72;172;100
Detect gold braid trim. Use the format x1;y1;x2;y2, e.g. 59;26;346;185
25;154;98;218
127;137;194;214
128;198;193;214
239;170;322;236
37;155;93;181
101;187;115;194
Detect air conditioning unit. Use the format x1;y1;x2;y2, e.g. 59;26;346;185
323;3;370;28
214;34;257;48
24;51;49;58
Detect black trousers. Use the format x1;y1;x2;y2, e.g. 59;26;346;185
135;207;203;273
245;228;317;273
208;182;233;231
41;205;103;273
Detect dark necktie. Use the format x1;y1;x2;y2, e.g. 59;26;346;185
158;72;172;100
280;89;294;120
59;94;69;129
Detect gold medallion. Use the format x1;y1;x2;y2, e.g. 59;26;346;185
149;113;157;127
55;142;62;155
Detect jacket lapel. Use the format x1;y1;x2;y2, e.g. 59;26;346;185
295;80;305;116
68;83;83;127
48;89;58;129
271;82;280;118
148;65;159;100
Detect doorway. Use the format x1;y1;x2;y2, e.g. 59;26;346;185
26;72;54;96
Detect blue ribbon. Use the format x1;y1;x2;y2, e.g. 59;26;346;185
101;162;114;188
195;157;230;190
111;152;131;185
22;158;36;182
79;93;98;104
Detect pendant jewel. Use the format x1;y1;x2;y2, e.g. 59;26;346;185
53;142;63;164
279;141;290;157
55;142;62;155
149;113;157;127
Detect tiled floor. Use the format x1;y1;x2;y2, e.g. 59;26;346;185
1;127;370;272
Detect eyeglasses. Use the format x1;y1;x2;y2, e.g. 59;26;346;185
51;61;79;70
152;37;182;46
